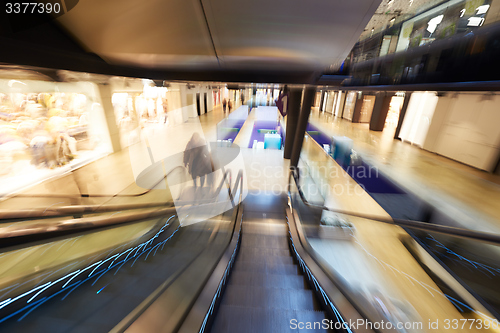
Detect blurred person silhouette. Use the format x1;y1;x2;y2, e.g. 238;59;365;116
183;132;214;191
228;99;232;112
222;98;227;113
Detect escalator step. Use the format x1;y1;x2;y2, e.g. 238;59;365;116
240;235;289;249
82;294;144;327
237;247;291;260
236;254;294;265
221;285;319;311
211;305;329;333
232;261;299;275
19;317;77;333
228;271;308;289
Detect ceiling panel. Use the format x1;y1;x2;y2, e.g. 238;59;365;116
54;0;381;73
56;0;217;68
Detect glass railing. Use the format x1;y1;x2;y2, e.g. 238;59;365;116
289;137;500;332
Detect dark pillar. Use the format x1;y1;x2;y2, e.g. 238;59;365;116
284;88;302;159
290;87;316;169
369;92;395;131
394;92;412;139
319;90;326;111
351;92;364;123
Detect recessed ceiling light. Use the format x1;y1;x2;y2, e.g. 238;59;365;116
468;17;485;26
476;4;490;15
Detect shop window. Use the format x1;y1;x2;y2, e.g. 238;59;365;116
0;80;111;194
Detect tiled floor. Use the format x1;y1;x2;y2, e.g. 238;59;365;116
309;109;500;233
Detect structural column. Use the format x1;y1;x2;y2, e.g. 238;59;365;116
290;87;316;169
369;92;395;131
319;90;326;111
97;83;122;153
351;92;364;123
394;92;412;139
284;88;302;159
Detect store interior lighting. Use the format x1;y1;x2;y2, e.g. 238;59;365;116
427;15;444;34
467;16;485;26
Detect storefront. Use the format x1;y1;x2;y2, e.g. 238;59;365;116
342;91;358;121
398;91;439;147
0;79;112;194
111;82;175;149
359;95;376;123
384;94;405;130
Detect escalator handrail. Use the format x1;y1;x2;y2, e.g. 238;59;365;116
285;205;379;333
290;168;500;245
176;170;244;333
112;170;244;333
0;167;232;222
0;169;241;247
0;165;188;200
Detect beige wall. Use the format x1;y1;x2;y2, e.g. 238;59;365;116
423;92;500;171
485;0;500;25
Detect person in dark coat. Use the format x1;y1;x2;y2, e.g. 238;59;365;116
183;132;214;189
228;99;232;112
222;98;227;113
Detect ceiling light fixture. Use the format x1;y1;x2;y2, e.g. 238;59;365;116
467;16;485;26
476;4;490;15
427;15;444;34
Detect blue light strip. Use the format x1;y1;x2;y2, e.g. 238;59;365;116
425;235;500;276
285;217;354;333
0;215;178;323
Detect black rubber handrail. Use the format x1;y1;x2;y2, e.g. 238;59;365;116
111;170;245;333
0;169;241;247
289;168;500;245
285;205;379;333
176;169;244;333
0;167;232;221
0;165;188;200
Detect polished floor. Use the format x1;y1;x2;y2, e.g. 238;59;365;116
309;109;500;233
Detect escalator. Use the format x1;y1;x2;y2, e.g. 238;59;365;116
0;169;241;332
3;165;499;333
0;169;374;333
0;214;234;332
210;192;330;333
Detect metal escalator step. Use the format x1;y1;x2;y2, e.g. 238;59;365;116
232;261;299;275
240;235;289;249
237;247;291;259
227;271;308;289
18;317;76;333
220;285;319;311
83;294;145;327
211;305;330;333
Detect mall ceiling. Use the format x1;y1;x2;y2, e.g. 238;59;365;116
0;0;382;83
